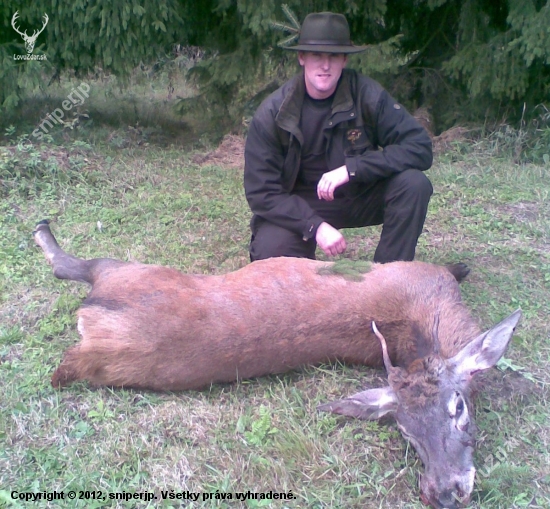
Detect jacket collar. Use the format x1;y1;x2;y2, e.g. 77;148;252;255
331;69;355;114
275;69;355;136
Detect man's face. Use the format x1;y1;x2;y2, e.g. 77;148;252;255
298;52;347;99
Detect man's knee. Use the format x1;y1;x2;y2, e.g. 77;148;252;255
392;169;433;199
383;169;432;224
250;220;316;261
374;170;432;263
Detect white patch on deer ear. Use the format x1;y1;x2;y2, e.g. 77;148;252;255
318;386;398;421
448;309;522;378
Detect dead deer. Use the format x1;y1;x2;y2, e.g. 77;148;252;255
33;220;521;509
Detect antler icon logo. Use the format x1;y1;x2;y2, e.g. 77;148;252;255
11;11;49;54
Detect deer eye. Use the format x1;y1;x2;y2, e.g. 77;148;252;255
448;391;466;418
456;396;464;416
451;392;470;432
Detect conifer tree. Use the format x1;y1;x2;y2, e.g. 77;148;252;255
1;0;548;129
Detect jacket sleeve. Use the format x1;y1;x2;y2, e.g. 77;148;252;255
244;114;325;240
345;89;433;185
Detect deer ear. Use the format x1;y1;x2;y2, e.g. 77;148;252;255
448;309;522;378
318;386;398;420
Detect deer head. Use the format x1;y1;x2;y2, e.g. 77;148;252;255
11;11;49;54
319;309;521;509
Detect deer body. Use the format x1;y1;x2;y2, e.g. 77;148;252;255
35;221;476;390
33;220;521;509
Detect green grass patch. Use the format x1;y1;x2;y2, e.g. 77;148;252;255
1;132;549;508
317;259;372;281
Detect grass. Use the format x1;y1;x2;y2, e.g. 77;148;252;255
0;124;549;509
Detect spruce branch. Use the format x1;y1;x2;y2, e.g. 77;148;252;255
281;4;300;30
269;4;301;48
270;21;298;34
276;33;300;47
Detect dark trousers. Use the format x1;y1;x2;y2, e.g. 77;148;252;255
249;169;433;263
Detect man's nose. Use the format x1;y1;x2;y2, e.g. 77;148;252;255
320;56;331;69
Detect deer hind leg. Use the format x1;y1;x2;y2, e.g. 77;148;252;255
33;220;95;284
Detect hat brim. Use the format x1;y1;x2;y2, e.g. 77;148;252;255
284;43;368;54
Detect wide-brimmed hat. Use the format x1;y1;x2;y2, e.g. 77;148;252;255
285;12;367;54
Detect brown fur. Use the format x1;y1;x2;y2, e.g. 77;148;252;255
34;221;481;392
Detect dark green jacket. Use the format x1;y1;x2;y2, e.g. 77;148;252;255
244;69;433;240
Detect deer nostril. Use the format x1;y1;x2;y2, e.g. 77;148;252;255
436;489;460;509
451;483;471;507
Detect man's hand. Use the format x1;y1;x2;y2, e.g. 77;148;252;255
317;165;349;201
316;222;346;257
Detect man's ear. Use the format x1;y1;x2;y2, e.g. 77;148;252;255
298;51;305;66
318;386;398;420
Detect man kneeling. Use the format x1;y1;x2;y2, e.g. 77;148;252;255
244;12;433;263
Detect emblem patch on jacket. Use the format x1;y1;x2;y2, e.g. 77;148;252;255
346;129;362;145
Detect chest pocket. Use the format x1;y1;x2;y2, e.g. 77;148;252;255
343;126;374;157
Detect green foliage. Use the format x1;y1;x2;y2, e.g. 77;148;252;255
270;4;300;48
1;0;184;72
443;0;550;104
348;35;405;76
478;463;535;506
0;43;49;111
1;0;549;130
184;0;550;129
0;0;184;112
0;126;549;508
317;259;372;281
0;135;96;197
243;406;278;446
468;104;550;164
0;325;25;345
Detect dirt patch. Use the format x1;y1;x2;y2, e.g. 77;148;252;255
475;368;544;403
192;134;245;169
433;126;469;153
411;107;470;153
498;201;540;223
190;123;471;170
414;107;434;138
